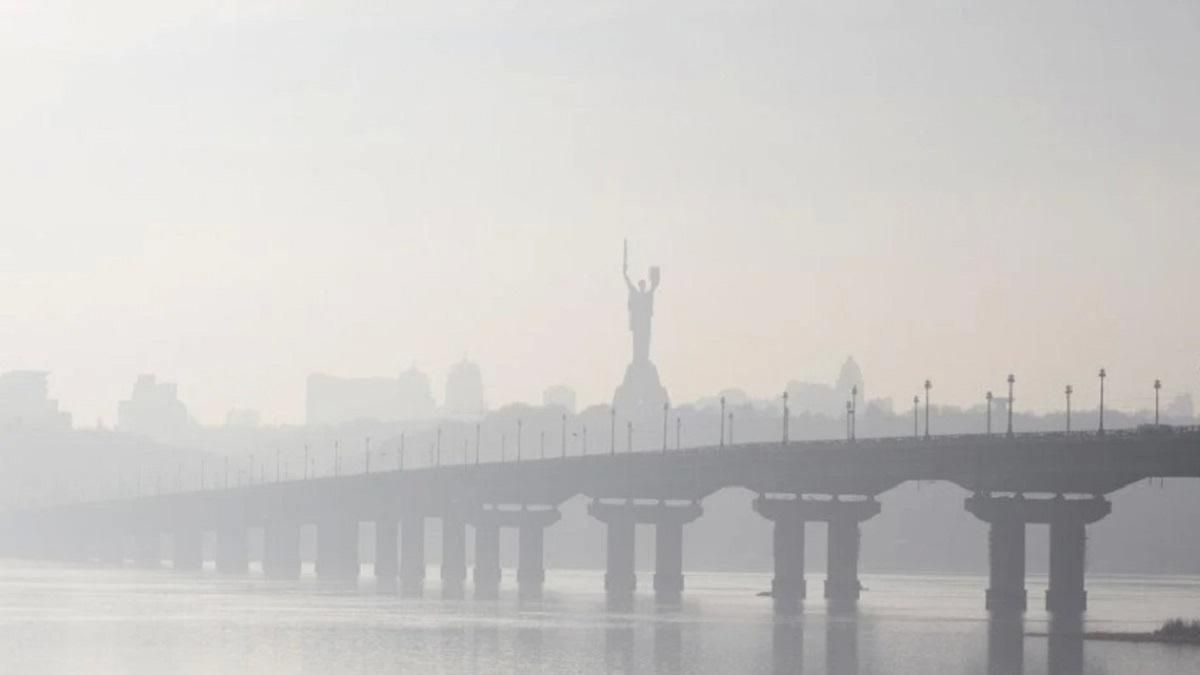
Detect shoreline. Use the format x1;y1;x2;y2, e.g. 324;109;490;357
1027;632;1200;646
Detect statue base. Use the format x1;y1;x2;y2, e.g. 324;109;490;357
613;359;669;420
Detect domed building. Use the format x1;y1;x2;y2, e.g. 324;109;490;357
444;359;485;416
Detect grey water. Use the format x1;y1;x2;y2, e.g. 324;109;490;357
2;562;1198;674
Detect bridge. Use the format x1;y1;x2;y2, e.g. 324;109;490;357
4;427;1199;613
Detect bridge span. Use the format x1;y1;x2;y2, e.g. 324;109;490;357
5;428;1199;612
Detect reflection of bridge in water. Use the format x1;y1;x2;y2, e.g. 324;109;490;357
5;427;1199;618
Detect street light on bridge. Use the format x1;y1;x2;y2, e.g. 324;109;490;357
1154;379;1162;425
610;408;616;456
515;421;521;463
985;391;993;435
719;396;726;448
662;401;669;453
1006;374;1015;438
782;391;790;444
1065;385;1073;432
851;385;858;441
364;437;371;475
912;395;919;438
845;400;852;441
729;411;735;445
923;379;932;439
1099;368;1107;435
561;414;567;459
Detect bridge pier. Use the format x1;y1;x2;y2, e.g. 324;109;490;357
441;516;467;599
472;521;501;599
753;496;880;608
263;521;302;580
215;526;249;574
965;494;1110;613
172;530;204;571
589;501;702;600
470;506;561;598
400;514;426;596
315;518;359;583
374;518;398;585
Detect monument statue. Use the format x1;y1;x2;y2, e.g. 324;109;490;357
613;240;669;419
623;240;660;364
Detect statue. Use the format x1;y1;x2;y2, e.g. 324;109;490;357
623;239;660;364
613;240;669;419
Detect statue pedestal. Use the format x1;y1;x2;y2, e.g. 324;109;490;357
613;359;669;419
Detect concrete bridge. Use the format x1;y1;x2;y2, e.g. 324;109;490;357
5;427;1199;612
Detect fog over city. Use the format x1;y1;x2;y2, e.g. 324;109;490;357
2;3;1198;675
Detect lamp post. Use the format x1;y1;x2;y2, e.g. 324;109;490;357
1065;385;1073;432
610;408;616;456
728;412;735;445
845;401;852;440
364;437;371;475
662;401;669;453
986;391;993;435
303;445;309;479
474;425;480;466
400;432;406;470
912;396;919;438
676;416;682;450
515;420;521;462
782;391;790;443
923;379;932;439
1006;374;1015;438
1154;379;1162;425
562;413;567;459
850;384;858;440
436;427;442;466
1099;368;1107;435
720;396;726;447
627;421;633;453
540;430;546;460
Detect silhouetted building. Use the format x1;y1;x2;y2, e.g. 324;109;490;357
786;356;866;417
306;367;436;426
117;374;193;442
444;359;485;416
225;408;261;429
0;370;71;430
543;385;577;413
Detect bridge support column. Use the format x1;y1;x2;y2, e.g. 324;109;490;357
825;515;863;606
473;522;501;599
752;497;808;604
652;504;702;600
215;527;249;574
400;514;426;596
966;494;1109;613
441;516;467;599
316;518;359;582
374;518;398;585
589;501;702;599
1046;519;1087;613
987;516;1027;612
589;504;636;596
755;496;879;608
515;509;561;598
172;530;204;571
263;522;302;580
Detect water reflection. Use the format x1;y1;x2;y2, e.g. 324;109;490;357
1046;613;1083;675
605;616;636;674
653;611;683;675
987;612;1024;675
771;614;804;674
826;611;859;675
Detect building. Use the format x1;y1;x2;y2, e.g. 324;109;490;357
0;370;71;430
306;367;436;426
785;357;866;417
117;374;193;442
444;359;485;416
543;384;577;414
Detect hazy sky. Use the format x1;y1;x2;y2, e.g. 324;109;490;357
1;2;1197;426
